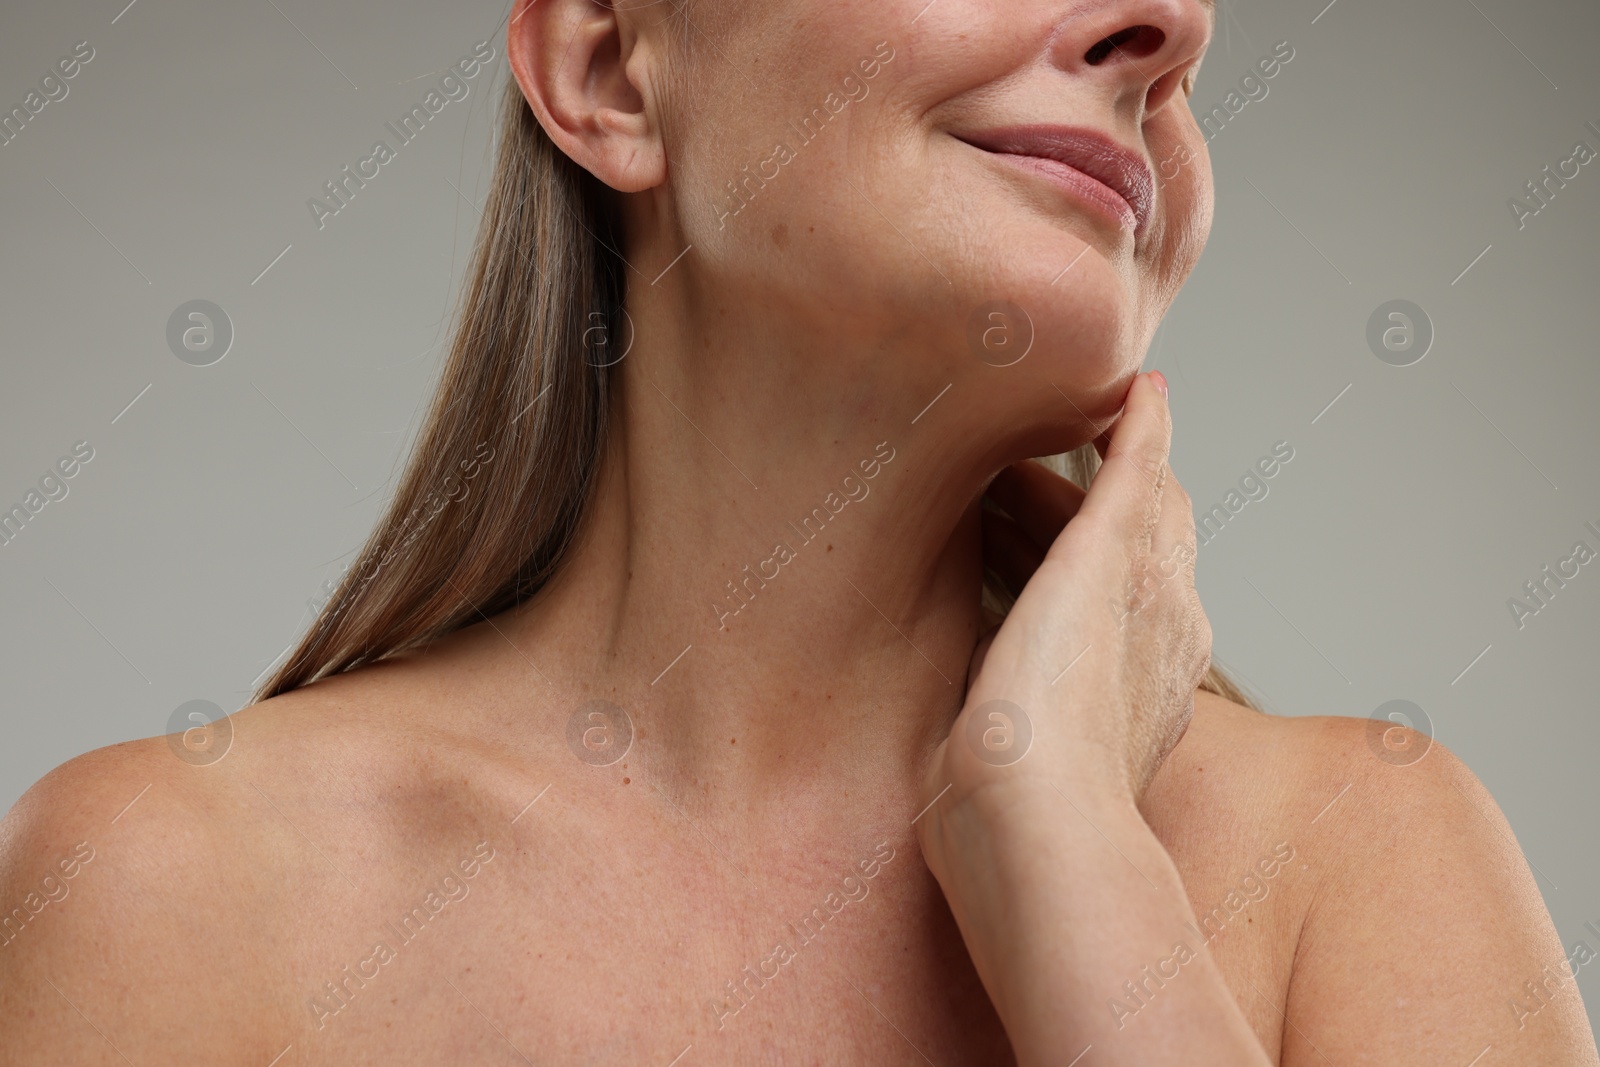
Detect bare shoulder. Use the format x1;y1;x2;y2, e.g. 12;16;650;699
1149;688;1535;854
0;659;527;1063
0;728;247;911
1150;690;1600;1066
0;729;275;1062
0;657;525;907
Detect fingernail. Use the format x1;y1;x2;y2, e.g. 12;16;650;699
1149;370;1169;398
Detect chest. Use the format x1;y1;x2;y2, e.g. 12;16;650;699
272;773;1300;1064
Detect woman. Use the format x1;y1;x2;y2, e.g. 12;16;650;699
2;0;1594;1062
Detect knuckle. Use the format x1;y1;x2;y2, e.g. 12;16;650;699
1136;441;1169;480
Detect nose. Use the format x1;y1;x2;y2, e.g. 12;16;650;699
1047;0;1214;121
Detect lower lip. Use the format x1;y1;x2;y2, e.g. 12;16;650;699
986;152;1139;234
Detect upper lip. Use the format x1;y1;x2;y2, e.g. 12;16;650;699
954;124;1155;235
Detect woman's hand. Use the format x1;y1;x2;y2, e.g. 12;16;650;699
931;368;1209;813
916;371;1270;1066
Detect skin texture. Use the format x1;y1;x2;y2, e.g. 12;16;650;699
916;376;1271;1063
1;0;1595;1063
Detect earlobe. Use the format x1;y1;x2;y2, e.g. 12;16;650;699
506;0;665;193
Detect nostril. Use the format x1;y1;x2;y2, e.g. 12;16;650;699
1084;25;1166;65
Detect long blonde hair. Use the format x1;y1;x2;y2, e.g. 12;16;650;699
253;71;1259;712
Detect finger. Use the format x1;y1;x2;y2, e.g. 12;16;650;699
984;460;1087;551
1143;465;1198;597
981;507;1046;598
1057;371;1172;564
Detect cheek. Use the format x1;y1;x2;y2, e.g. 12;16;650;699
670;62;914;326
665;3;891;231
1179;109;1215;216
1181;140;1216;250
660;0;1203;405
1143;128;1214;305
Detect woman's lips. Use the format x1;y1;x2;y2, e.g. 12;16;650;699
954;125;1155;237
988;152;1141;234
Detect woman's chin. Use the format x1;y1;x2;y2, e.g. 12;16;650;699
972;358;1142;459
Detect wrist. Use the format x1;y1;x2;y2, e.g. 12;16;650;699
921;762;1156;902
940;730;1141;825
920;774;1188;1049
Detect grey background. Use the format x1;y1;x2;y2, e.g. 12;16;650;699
2;0;1596;1033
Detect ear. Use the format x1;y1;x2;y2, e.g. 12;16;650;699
506;0;666;193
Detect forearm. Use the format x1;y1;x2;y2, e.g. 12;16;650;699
927;774;1272;1066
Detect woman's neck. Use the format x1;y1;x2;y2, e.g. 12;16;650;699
492;290;1100;814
